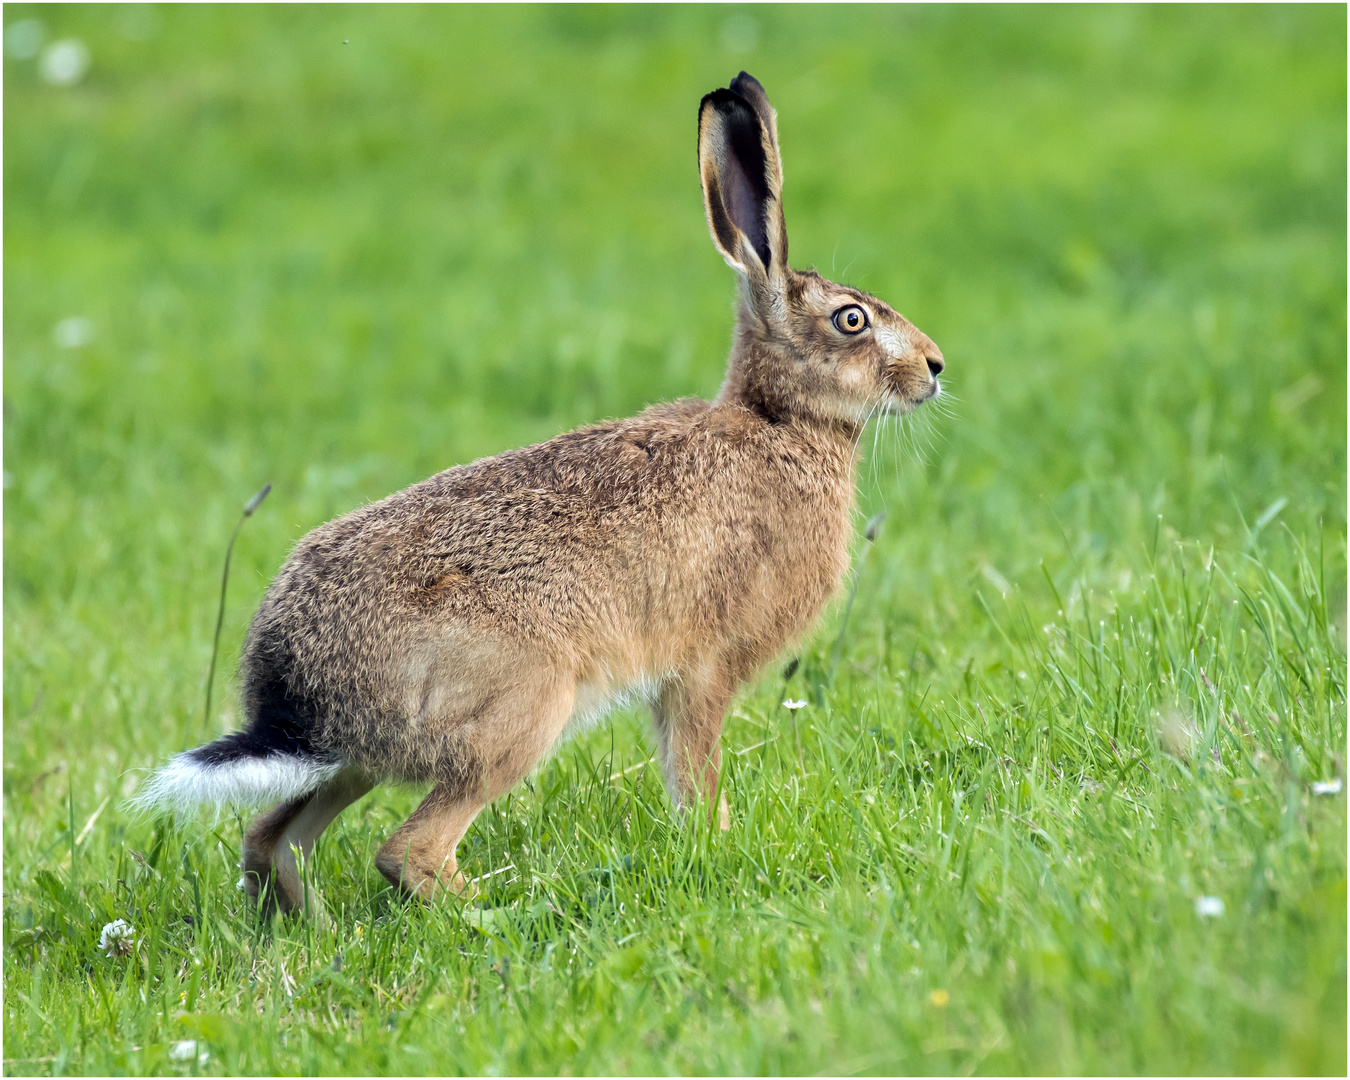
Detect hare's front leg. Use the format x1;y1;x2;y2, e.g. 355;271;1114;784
654;675;732;829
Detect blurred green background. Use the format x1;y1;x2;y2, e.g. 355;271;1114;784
3;5;1345;1075
5;5;1345;741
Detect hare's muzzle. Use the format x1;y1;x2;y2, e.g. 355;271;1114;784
894;330;943;405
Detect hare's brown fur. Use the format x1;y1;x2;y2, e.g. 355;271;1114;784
146;72;943;916
245;397;856;788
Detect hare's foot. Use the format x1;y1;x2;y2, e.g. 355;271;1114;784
241;768;373;918
374;783;484;902
375;850;475;902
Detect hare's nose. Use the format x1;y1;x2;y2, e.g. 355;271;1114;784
906;326;944;376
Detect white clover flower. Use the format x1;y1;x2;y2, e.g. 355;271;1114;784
782;699;807;711
39;38;90;86
53;316;93;348
1312;778;1342;796
99;918;135;956
1194;896;1225;918
168;1040;208;1064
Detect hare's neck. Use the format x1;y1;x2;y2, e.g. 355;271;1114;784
715;342;865;448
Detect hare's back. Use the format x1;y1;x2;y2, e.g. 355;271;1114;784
242;402;721;675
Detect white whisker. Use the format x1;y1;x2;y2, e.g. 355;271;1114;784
864;397;885;494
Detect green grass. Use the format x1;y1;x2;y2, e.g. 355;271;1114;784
4;4;1345;1075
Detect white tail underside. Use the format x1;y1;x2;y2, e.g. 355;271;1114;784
133;752;345;815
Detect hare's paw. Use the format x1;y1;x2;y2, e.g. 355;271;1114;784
376;851;474;903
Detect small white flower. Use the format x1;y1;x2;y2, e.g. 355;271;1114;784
53;316;93;348
1312;778;1342;796
5;18;45;60
99;918;135;956
1194;896;1225;918
39;38;90;86
782;699;807;711
168;1040;197;1062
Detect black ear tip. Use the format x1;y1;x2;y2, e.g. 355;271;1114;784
731;71;765;95
701;86;753;119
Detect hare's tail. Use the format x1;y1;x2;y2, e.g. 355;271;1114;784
134;714;343;815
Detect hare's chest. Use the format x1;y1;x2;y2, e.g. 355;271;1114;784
706;478;853;640
761;464;855;584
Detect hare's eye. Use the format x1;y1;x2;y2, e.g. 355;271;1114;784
832;305;869;335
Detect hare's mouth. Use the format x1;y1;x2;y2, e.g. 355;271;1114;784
882;380;939;415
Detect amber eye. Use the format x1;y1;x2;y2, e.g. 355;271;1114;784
832;305;869;335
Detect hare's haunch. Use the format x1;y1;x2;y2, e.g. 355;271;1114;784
138;73;944;916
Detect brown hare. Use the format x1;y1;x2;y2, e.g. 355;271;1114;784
139;72;944;916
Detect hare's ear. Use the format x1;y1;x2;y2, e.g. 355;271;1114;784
698;73;787;284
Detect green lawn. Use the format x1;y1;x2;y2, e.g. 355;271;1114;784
4;5;1346;1075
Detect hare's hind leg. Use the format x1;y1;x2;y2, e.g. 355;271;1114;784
374;782;484;900
654;674;732;829
375;674;574;900
242;767;373;916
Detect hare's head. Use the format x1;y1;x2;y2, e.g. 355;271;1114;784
700;73;944;428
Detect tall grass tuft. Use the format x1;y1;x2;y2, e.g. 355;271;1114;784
202;483;271;734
